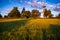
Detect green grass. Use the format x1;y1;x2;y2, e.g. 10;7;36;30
0;19;60;40
0;18;26;22
0;19;28;33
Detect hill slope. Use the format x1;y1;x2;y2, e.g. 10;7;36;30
24;19;60;29
1;19;60;40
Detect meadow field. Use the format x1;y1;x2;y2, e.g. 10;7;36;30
0;18;60;40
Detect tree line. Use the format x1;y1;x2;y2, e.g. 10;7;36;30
0;7;60;19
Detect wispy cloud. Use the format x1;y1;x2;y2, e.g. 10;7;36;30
26;1;46;9
48;3;60;12
0;7;13;17
26;0;60;12
53;3;60;12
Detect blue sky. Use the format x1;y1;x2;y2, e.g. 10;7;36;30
0;0;60;17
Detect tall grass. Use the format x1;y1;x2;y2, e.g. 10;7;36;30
0;19;60;40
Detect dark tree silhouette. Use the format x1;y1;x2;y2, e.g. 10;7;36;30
43;9;53;18
4;15;8;18
56;13;60;18
8;7;20;18
21;11;31;18
21;7;26;18
21;7;31;18
0;14;2;18
43;9;48;18
21;7;25;13
43;5;48;18
31;10;41;18
48;10;53;18
25;11;31;18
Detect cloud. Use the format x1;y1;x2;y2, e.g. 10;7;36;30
26;0;50;9
9;0;60;12
32;0;38;2
26;0;60;12
48;3;60;12
26;0;46;9
53;3;60;12
0;7;13;17
47;3;60;12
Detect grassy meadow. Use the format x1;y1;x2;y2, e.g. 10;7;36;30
0;18;60;40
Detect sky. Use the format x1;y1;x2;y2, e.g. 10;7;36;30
0;0;60;17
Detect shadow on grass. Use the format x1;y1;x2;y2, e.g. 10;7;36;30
0;20;28;33
0;23;60;40
42;24;60;40
48;24;60;40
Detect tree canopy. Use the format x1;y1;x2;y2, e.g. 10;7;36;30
1;7;60;19
31;10;41;18
8;7;20;18
0;14;2;18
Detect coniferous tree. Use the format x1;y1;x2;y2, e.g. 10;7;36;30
21;7;26;18
21;7;25;13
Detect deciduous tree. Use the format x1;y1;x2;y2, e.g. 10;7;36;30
8;7;20;18
43;9;48;18
0;14;2;18
31;10;41;18
48;10;53;18
56;13;60;18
